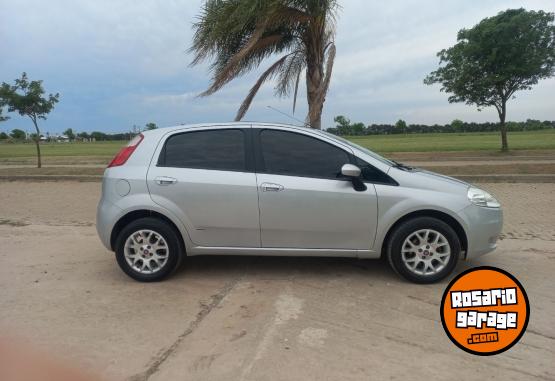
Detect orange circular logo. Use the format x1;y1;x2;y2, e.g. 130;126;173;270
440;266;529;355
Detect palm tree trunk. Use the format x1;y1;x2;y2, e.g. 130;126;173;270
306;43;324;129
30;116;42;168
306;70;323;129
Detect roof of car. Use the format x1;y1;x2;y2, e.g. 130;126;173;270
140;122;322;138
164;121;307;130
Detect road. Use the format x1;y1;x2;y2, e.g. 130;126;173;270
0;181;554;380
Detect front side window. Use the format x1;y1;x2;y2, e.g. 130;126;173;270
354;156;397;185
259;130;350;179
159;129;246;171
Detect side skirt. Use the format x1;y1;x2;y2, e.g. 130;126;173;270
187;246;380;259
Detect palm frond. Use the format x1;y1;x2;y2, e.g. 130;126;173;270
274;49;305;97
200;33;284;97
292;69;302;114
319;43;336;100
235;54;289;121
267;5;312;28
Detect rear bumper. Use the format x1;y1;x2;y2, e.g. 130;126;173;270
96;197;122;251
459;204;503;259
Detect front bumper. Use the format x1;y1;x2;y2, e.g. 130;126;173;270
459;203;503;259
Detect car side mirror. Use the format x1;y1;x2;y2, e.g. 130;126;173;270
341;164;367;192
341;164;361;178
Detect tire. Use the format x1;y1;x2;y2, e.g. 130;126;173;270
387;217;460;284
115;217;183;282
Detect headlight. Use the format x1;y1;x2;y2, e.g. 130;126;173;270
467;187;500;208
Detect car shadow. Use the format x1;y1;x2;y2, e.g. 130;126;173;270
172;255;400;282
169;254;483;286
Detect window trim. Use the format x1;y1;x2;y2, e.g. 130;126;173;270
253;128;354;181
157;128;254;173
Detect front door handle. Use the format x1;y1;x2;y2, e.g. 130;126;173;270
261;182;284;192
155;176;177;185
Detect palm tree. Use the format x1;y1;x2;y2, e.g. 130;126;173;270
190;0;338;129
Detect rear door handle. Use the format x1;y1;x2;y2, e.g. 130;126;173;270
261;182;284;192
155;176;177;185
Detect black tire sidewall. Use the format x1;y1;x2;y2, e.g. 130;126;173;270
115;217;181;282
388;217;461;284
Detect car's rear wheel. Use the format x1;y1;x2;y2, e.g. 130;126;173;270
115;217;182;282
387;217;460;283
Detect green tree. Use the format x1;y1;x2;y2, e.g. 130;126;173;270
351;122;365;135
190;0;338;129
10;128;26;140
145;122;158;130
451;119;464;132
425;9;555;151
0;107;8;122
395;119;407;134
0;131;8;139
77;131;90;140
63;128;75;140
90;131;107;141
334;115;351;135
0;73;60;167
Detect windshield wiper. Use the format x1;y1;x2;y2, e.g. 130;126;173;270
392;160;414;171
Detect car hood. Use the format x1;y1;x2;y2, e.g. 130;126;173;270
387;166;470;194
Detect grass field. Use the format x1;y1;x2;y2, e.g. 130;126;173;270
0;140;124;158
347;129;555;153
0;130;553;160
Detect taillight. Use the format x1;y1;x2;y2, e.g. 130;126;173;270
107;134;144;168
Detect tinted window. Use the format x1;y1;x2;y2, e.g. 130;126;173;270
260;130;350;179
160;129;246;171
354;156;397;185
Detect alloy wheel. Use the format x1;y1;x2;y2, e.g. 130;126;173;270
124;229;169;274
401;229;451;276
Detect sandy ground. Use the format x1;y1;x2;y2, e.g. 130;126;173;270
0;181;554;381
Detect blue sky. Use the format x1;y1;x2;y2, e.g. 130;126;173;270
1;0;554;134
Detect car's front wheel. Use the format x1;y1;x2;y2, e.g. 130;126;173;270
115;217;182;282
387;217;461;283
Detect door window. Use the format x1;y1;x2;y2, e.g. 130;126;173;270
353;156;398;185
259;130;350;179
159;129;246;171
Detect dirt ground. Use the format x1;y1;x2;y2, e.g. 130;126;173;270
0;181;554;381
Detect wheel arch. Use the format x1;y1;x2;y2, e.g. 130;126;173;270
110;209;186;254
380;209;468;259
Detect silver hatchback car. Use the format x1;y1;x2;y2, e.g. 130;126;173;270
97;123;503;283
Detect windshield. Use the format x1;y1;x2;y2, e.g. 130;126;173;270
321;131;394;166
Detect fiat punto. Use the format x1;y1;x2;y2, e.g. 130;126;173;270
97;123;502;283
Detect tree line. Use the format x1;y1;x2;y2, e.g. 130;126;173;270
0;123;158;142
327;116;555;136
0;129;144;142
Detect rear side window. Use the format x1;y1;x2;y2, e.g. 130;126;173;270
259;130;350;179
159;129;246;171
